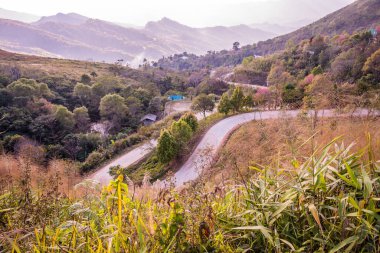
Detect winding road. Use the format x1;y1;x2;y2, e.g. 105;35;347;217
90;140;157;185
90;109;372;187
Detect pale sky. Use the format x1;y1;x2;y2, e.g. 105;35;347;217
0;0;355;27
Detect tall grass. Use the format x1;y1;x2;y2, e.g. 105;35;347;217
0;138;379;252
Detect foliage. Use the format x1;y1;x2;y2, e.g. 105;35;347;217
218;93;232;115
54;105;75;130
170;120;192;148
99;93;128;131
191;94;215;117
1;140;380;252
230;87;245;112
6;78;52;98
157;129;178;163
73;106;90;132
180;112;198;132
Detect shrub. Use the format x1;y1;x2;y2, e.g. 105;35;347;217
157;129;178;163
80;151;104;173
180;112;198;132
3;134;24;153
1;140;380;252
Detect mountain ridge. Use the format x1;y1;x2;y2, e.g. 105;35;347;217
0;14;275;64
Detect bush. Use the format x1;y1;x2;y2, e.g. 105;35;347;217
3;134;24;153
80;151;105;173
180;112;198;132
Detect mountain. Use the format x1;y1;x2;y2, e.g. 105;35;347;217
0;8;40;23
144;18;275;55
0;13;274;64
250;23;296;36
253;0;380;56
0;18;135;61
157;0;380;70
33;12;88;25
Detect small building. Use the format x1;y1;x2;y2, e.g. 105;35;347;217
140;114;157;126
168;95;184;101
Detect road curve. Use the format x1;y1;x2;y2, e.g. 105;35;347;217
90;139;157;185
89;109;371;187
88;110;206;186
171;109;372;186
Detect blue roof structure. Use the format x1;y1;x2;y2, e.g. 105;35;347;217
168;95;184;101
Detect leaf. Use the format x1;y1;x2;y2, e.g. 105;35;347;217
329;236;359;253
233;226;273;245
345;161;360;189
361;167;373;199
308;204;323;232
270;200;292;225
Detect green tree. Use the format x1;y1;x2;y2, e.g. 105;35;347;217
7;78;52;98
125;96;142;116
73;83;92;105
170;120;192;148
363;48;380;79
99;94;128;131
243;94;254;108
54;105;75;130
157;130;177;163
91;76;121;98
267;63;295;108
282;83;303;107
233;41;240;51
191;94;215;118
230;87;245;112
73;106;90;132
80;74;91;84
218;93;232;115
180;113;198;132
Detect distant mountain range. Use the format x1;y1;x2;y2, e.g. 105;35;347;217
0;8;39;23
0;0;356;65
0;11;275;64
156;0;380;71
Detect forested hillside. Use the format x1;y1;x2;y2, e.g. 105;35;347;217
0;50;195;172
157;0;380;71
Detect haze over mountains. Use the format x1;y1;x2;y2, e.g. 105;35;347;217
0;11;275;64
0;0;355;65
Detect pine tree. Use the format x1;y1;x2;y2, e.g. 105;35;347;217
218;93;232;115
157;130;177;163
230;87;245;112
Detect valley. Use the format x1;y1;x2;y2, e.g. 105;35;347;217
1;0;380;251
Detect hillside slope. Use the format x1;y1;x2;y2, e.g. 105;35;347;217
253;0;380;55
157;0;380;70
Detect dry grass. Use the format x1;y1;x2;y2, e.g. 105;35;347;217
0;49;125;80
0;154;81;195
207;116;380;186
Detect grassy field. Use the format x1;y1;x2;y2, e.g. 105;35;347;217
207;115;380;186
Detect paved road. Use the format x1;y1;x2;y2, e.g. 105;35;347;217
170;109;374;186
89;139;157;185
89;106;206;186
89;109;372;187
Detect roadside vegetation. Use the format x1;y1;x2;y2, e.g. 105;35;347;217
1;136;379;252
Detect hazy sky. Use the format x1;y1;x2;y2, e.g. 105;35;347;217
0;0;355;27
